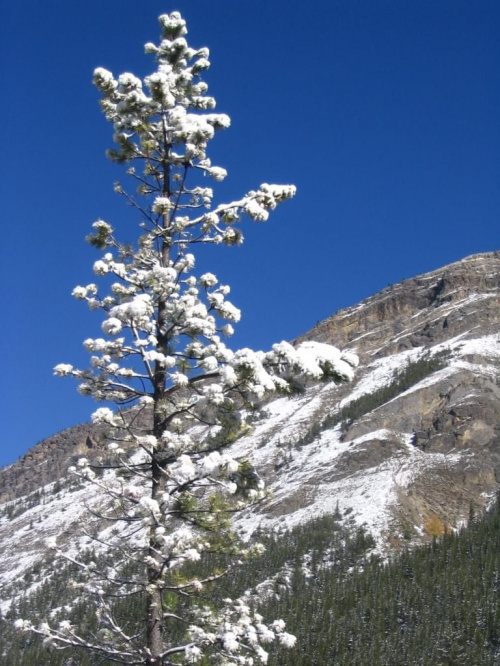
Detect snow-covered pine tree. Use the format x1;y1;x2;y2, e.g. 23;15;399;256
15;12;357;665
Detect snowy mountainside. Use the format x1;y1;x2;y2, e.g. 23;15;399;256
2;251;500;611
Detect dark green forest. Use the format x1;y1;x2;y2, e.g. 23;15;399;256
3;495;500;665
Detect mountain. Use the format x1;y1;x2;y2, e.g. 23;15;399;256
2;251;500;617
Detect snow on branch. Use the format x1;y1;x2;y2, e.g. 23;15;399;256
16;10;359;666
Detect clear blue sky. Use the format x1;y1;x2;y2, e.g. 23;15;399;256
1;0;499;467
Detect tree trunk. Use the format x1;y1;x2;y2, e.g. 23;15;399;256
146;456;166;664
146;132;171;666
146;576;164;665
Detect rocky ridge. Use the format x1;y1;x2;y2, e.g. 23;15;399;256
302;251;500;357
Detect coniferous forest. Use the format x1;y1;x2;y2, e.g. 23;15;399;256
3;497;500;665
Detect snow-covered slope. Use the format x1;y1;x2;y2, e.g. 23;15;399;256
3;251;500;613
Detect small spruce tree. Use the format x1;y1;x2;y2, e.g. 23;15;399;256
15;12;357;665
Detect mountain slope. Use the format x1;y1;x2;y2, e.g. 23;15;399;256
2;251;500;612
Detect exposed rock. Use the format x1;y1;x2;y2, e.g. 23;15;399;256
0;423;108;503
291;251;500;541
301;251;500;360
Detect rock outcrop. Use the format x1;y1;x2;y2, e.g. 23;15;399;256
289;252;500;542
301;251;500;359
0;424;106;503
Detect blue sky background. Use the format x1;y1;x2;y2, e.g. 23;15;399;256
1;0;499;467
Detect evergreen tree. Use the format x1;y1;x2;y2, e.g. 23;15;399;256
14;12;356;666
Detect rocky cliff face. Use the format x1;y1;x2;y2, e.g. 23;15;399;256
0;423;107;504
289;251;500;543
2;251;500;578
302;251;500;358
